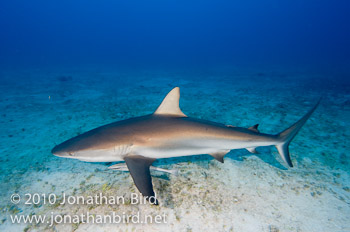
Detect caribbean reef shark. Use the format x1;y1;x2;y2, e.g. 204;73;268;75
52;87;319;204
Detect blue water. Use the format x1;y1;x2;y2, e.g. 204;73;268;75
1;0;349;71
0;1;349;231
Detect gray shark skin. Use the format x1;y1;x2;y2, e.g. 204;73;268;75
52;87;320;205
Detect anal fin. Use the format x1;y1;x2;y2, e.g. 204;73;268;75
246;147;259;154
124;155;158;205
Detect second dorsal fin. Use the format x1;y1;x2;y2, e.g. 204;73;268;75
248;124;259;133
154;87;187;117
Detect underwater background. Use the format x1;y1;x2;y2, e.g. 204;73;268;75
0;0;349;231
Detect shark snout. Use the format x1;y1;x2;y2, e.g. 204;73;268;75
51;145;59;156
52;151;66;157
51;147;65;157
51;145;73;158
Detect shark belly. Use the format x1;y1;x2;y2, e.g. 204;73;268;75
133;137;272;159
135;146;225;159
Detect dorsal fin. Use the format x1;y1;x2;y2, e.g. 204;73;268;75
154;87;187;117
248;124;259;133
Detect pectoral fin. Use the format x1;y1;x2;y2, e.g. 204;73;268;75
124;155;158;205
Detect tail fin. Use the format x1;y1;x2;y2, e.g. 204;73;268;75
275;99;321;167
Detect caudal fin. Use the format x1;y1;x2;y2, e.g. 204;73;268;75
275;99;321;167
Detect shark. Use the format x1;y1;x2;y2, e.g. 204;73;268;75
52;87;320;205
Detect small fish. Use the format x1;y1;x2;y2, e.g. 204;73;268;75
108;163;178;176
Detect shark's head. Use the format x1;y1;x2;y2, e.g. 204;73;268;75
51;137;86;159
51;131;125;162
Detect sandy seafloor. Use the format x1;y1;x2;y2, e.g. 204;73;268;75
0;67;349;232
